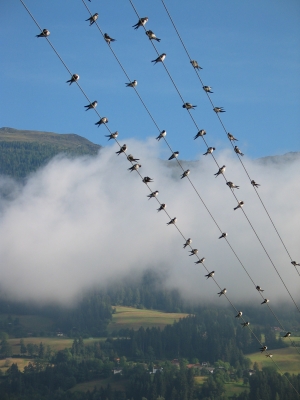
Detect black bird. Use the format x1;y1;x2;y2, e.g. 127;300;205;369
205;271;214;279
116;144;127;155
157;203;166;212
104;33;116;44
143;176;153;184
132;17;148;30
36;29;50;38
66;74;79;85
85;13;98;26
84;101;97;111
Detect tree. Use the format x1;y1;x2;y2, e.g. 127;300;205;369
0;339;12;357
20;339;27;355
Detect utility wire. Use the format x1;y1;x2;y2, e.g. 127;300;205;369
159;0;300;280
19;1;300;391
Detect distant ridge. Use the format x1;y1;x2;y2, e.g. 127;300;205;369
0;127;101;178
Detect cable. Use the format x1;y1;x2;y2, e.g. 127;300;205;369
159;0;300;280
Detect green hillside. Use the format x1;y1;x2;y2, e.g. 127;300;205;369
0;127;101;178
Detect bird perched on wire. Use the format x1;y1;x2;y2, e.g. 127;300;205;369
235;311;242;318
143;176;153;184
265;354;273;358
234;201;244;211
66;74;79;85
128;163;141;172
205;271;214;279
189;249;198;256
151;53;166;64
241;322;250;328
157;203;166;212
116;144;127;155
127;154;139;162
95;117;108;127
146;30;161;42
85;13;98;25
132;17;148;30
227;133;238;141
183;103;197;110
167;217;177;225
104;33;116;44
256;286;264;292
168;152;179;160
226;181;239;190
190;60;202;69
203;86;213;93
251;180;260;188
36;29;50;38
218;288;226;297
291;261;300;267
203;147;215;156
195;258;205;264
214;165;226;177
219;232;227;239
183;238;192;248
181;170;190;179
283;332;291;338
84;101;97;111
261;299;269;305
125;80;137;88
156;130;166;141
105;132;118;141
234;146;244;156
213;107;225;113
147;191;159;200
260;346;267;353
194;130;206;140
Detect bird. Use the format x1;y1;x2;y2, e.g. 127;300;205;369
261;299;269;305
251;180;260;188
227;133;238;142
241;322;250;328
213;107;225;113
105;132;118;141
203;86;213;93
167;217;177;225
147;190;159;199
265;354;273;358
104;33;116;44
234;201;244;211
218;288;226;297
235;311;242;318
234;146;244;156
203;147;215;156
183;103;196;110
128;163;141;172
260;346;267;353
84;101;97;111
146;30;161;42
66;74;79;85
214;165;226;177
126;80;137;88
190;60;202;69
168;152;179;160
36;29;50;38
205;271;214;279
181;170;190;179
127;154;139;162
85;13;98;25
143;176;153;184
219;232;227;239
156;130;166;141
157;203;166;212
291;261;300;267
195;258;205;264
95;117;108;127
132;17;148;30
183;238;192;248
151;53;166;64
194;130;206;140
283;332;291;338
256;286;264;292
116;144;127;155
189;249;198;256
226;181;239;190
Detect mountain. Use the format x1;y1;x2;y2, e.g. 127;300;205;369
0;127;101;178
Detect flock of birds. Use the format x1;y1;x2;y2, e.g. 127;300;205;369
27;0;299;368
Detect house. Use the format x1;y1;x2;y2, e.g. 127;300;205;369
113;368;123;375
151;366;163;374
171;359;180;368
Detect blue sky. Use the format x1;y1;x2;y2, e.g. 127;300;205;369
2;0;300;160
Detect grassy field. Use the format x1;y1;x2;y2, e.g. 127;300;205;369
195;376;248;398
0;358;31;374
70;377;128;393
108;306;189;332
247;346;300;374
